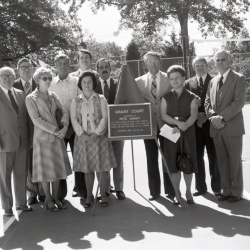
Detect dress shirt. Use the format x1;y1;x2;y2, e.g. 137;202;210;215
70;92;108;136
49;75;80;113
0;86;17;102
219;68;230;85
148;71;160;98
196;74;207;86
99;77;111;94
20;78;32;89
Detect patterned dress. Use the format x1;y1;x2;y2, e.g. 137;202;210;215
26;89;72;182
71;92;117;173
162;88;198;174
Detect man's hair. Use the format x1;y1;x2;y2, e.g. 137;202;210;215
214;49;233;63
96;58;111;70
167;65;186;78
0;67;16;77
77;49;92;61
143;51;161;63
17;58;33;69
54;54;70;65
192;56;208;69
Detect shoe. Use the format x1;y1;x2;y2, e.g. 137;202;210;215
83;196;94;208
173;197;180;205
187;199;195;205
228;196;241;203
193;191;207;196
213;192;221;197
149;194;160;201
27;197;37;205
100;196;109;207
54;200;67;209
38;195;46;203
4;209;14;217
116;191;126;200
45;200;60;212
218;195;230;201
16;205;32;212
166;194;175;200
72;190;79;197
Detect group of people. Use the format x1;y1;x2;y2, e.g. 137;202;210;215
0;48;246;217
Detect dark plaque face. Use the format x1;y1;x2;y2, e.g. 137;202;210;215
108;103;152;140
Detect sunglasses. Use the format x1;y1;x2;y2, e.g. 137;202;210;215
41;76;52;81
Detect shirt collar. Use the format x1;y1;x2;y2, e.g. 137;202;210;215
20;78;32;87
148;71;160;79
79;91;98;101
0;86;14;96
100;77;110;86
196;73;207;85
53;74;70;84
220;68;230;82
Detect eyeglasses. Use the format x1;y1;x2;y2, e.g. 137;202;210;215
147;60;160;65
41;76;52;81
0;74;15;80
20;66;33;70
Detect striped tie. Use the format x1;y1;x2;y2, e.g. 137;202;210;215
198;77;203;95
151;75;157;99
24;82;31;95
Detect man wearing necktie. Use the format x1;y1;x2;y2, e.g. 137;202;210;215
0;67;32;217
185;56;220;197
95;58;126;200
14;58;45;206
205;50;247;203
135;51;175;201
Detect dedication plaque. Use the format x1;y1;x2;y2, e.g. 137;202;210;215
108;103;153;140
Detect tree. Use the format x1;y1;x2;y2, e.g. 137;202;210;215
0;0;84;65
126;40;141;60
89;0;250;72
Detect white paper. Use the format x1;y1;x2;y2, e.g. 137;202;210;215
160;124;180;143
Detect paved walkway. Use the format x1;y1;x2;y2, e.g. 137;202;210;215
1;105;250;250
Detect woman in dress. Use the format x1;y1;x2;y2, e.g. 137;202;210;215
70;70;116;208
160;65;198;205
26;67;72;211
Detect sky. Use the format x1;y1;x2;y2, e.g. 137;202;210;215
78;1;250;56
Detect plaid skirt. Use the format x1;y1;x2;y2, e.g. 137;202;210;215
73;132;117;173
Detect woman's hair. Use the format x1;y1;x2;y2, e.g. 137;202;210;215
167;65;186;78
33;67;53;84
77;70;97;90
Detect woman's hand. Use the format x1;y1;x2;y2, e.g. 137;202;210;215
172;127;180;134
57;126;68;139
87;133;98;145
177;121;188;131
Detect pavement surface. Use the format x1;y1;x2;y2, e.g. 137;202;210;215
1;104;250;250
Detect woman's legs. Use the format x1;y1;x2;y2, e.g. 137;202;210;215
171;172;181;202
51;180;60;201
97;171;108;206
85;172;95;200
42;182;53;201
183;173;193;201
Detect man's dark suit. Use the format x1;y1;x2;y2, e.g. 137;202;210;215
185;74;220;194
95;78;125;192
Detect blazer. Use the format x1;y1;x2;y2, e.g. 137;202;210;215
205;69;246;137
185;74;212;113
25;89;69;144
135;71;172;135
13;78;37;92
0;87;29;152
95;77;117;105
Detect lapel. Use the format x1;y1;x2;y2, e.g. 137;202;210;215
201;74;211;97
142;73;155;102
15;79;25;91
109;78;117;104
95;80;102;95
157;71;166;99
218;70;234;105
0;87;18;113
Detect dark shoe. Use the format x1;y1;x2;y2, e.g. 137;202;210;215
149;194;160;201
83;196;94;208
166;194;175;200
45;200;60;212
187;199;195;205
116;191;126;200
4;209;14;217
28;197;37;205
16;205;32;212
54;200;67;209
100;196;109;207
218;195;230;201
228;196;241;203
173;197;180;205
38;195;46;203
213;192;221;197
193;191;207;196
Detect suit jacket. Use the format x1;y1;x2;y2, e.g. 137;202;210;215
204;69;246;137
0;87;29;152
135;71;172;135
13;78;37;92
25;89;69;144
185;74;212;113
95;77;117;105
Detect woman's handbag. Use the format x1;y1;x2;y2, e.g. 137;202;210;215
55;107;64;129
176;131;193;174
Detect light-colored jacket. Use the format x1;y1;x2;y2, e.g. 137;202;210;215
25;88;69;144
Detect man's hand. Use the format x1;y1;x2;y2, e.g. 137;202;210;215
210;115;225;129
195;97;201;107
197;112;207;124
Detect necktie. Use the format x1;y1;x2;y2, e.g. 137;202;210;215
198;77;203;95
24;82;31;95
8;90;19;114
218;76;223;90
151;75;157;99
103;80;110;100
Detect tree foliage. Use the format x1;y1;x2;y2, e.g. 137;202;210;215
126;39;141;60
0;0;84;65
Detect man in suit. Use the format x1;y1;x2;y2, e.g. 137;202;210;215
14;58;45;205
185;56;220;197
70;49;98;78
0;66;32;217
49;53;86;201
135;51;175;201
95;58;126;200
205;50;247;202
